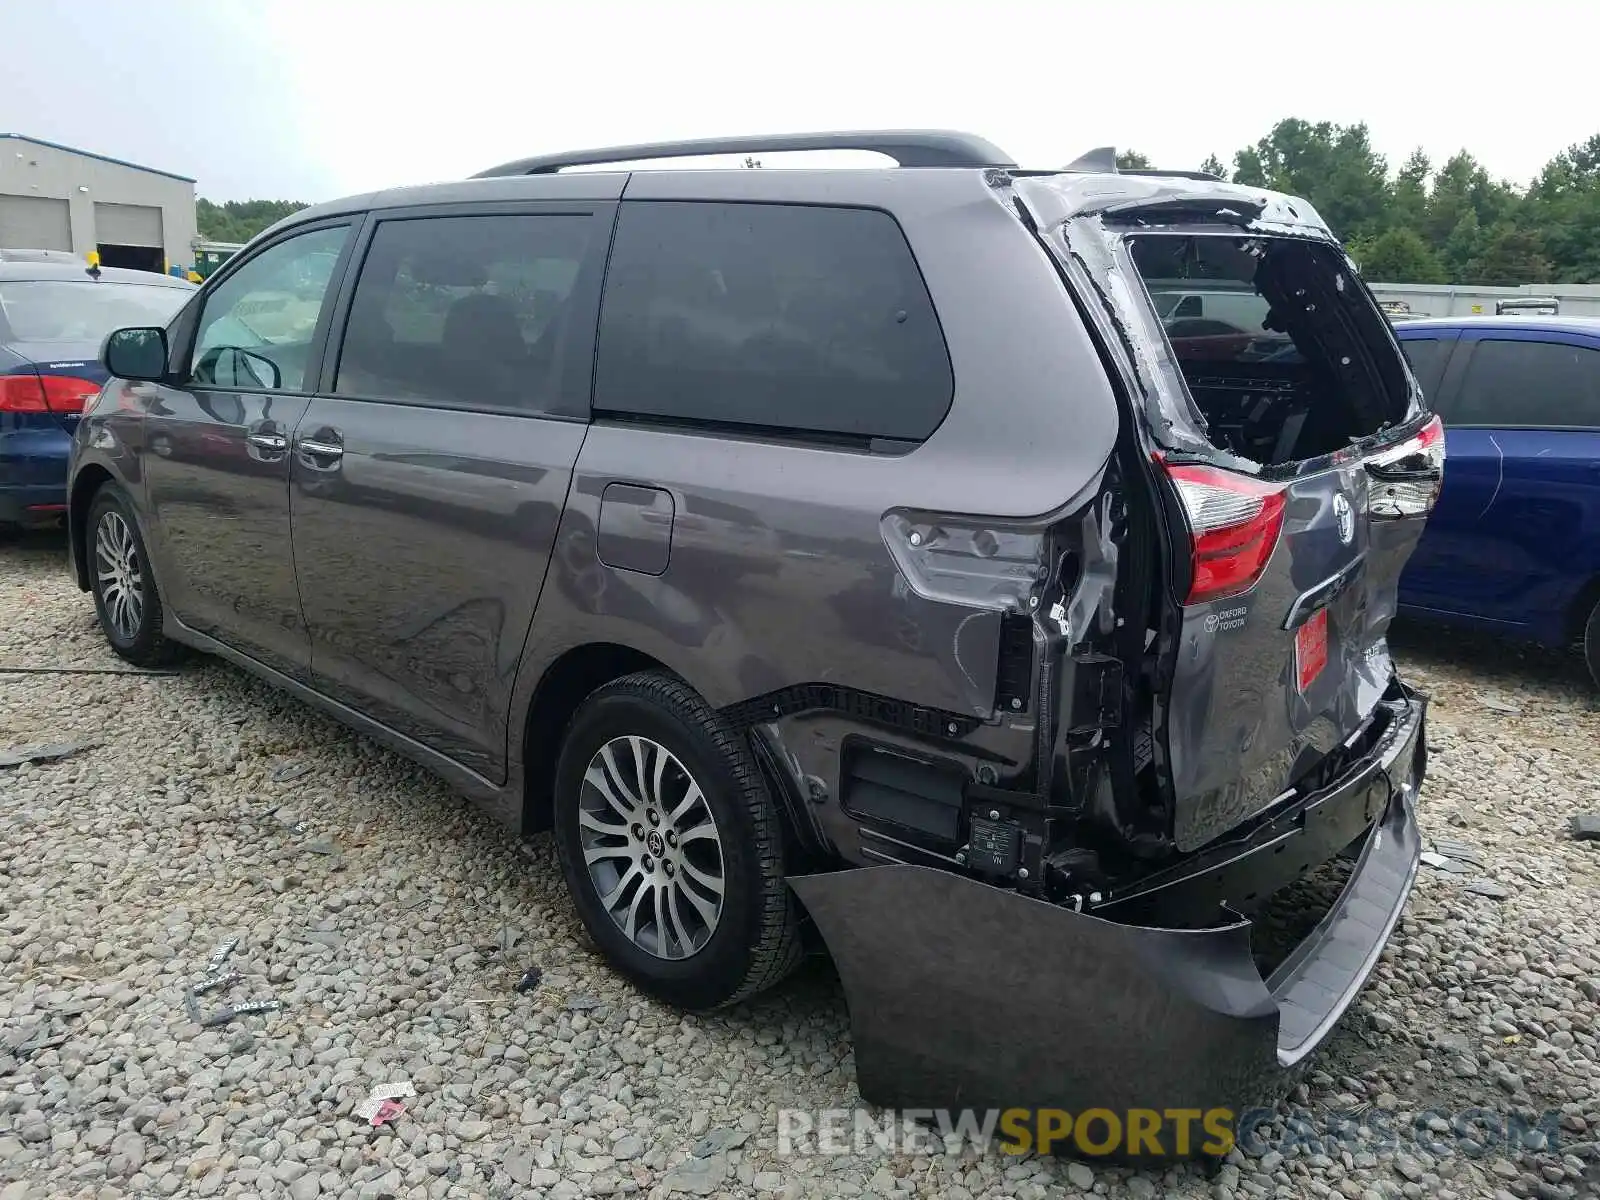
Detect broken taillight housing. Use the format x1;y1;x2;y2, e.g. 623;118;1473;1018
879;511;1045;611
1365;415;1445;519
1161;461;1288;604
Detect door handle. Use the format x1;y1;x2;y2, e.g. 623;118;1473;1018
245;432;288;452
297;438;344;460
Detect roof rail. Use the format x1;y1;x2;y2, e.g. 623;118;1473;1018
1059;146;1223;181
472;130;1017;177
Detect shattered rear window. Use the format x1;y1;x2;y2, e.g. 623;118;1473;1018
1127;234;1411;466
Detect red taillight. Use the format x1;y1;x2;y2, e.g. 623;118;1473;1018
1163;462;1288;604
0;375;48;412
1416;415;1444;448
39;375;102;414
0;374;101;414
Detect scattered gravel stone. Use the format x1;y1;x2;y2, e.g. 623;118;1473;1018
1;542;1597;1200
663;1151;728;1195
1570;813;1600;841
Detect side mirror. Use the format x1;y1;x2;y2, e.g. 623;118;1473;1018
103;327;169;383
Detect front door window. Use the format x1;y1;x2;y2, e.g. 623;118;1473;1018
189;225;350;392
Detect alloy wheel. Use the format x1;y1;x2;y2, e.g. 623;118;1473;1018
577;735;726;960
95;510;145;642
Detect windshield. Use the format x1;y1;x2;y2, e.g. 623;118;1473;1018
0;280;190;343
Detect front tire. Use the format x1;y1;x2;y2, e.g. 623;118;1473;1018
87;484;182;668
552;671;801;1011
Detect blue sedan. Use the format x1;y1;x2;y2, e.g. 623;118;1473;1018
0;257;194;529
1394;316;1600;685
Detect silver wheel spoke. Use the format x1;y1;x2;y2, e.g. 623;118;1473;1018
651;742;670;807
598;744;643;810
679;859;725;900
664;884;693;960
677;820;718;846
677;871;721;926
598;862;643;908
665;783;704;827
628;736;652;811
583;842;631;866
578;805;628;836
619;879;650;942
650;884;672;957
577;734;725;961
584;764;637;822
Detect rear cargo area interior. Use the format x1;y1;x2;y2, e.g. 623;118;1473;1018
1129;234;1411;466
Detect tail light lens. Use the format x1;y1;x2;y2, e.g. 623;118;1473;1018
0;375;48;412
1162;461;1288;604
0;373;102;414
1366;415;1446;519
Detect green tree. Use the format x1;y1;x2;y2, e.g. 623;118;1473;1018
1355;227;1445;282
196;199;310;243
1116;150;1153;171
1442;211;1484;282
1467;223;1551;286
1389;149;1431;233
1526;134;1600;281
1228;119;1390;240
1231;145;1268;188
1214;117;1600;284
1423;152;1520;249
1199;153;1229;181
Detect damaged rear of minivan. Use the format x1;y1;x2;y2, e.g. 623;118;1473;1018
791;171;1443;1151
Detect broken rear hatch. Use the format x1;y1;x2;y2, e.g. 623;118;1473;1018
1015;175;1444;851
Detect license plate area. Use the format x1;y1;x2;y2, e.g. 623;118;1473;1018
1295;607;1329;692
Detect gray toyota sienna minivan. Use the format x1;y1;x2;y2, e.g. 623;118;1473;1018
68;131;1442;1138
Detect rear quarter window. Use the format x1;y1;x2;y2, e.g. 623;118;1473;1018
593;201;953;443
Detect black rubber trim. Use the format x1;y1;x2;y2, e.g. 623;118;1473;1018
720;684;984;742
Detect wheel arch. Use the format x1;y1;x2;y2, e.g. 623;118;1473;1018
1564;572;1600;644
68;464;116;590
515;640;822;863
519;642;672;834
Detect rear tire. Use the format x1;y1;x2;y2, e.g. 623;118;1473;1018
552;671;802;1011
87;484;183;668
1585;600;1600;691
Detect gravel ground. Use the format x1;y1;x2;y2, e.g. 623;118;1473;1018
2;527;1598;1200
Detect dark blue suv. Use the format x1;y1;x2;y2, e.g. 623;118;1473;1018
1394;316;1600;684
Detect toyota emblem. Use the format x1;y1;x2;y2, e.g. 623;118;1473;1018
1333;492;1355;545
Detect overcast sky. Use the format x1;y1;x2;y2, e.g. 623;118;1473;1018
6;0;1595;203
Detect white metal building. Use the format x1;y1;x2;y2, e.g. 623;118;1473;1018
0;133;198;275
1365;281;1600;320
